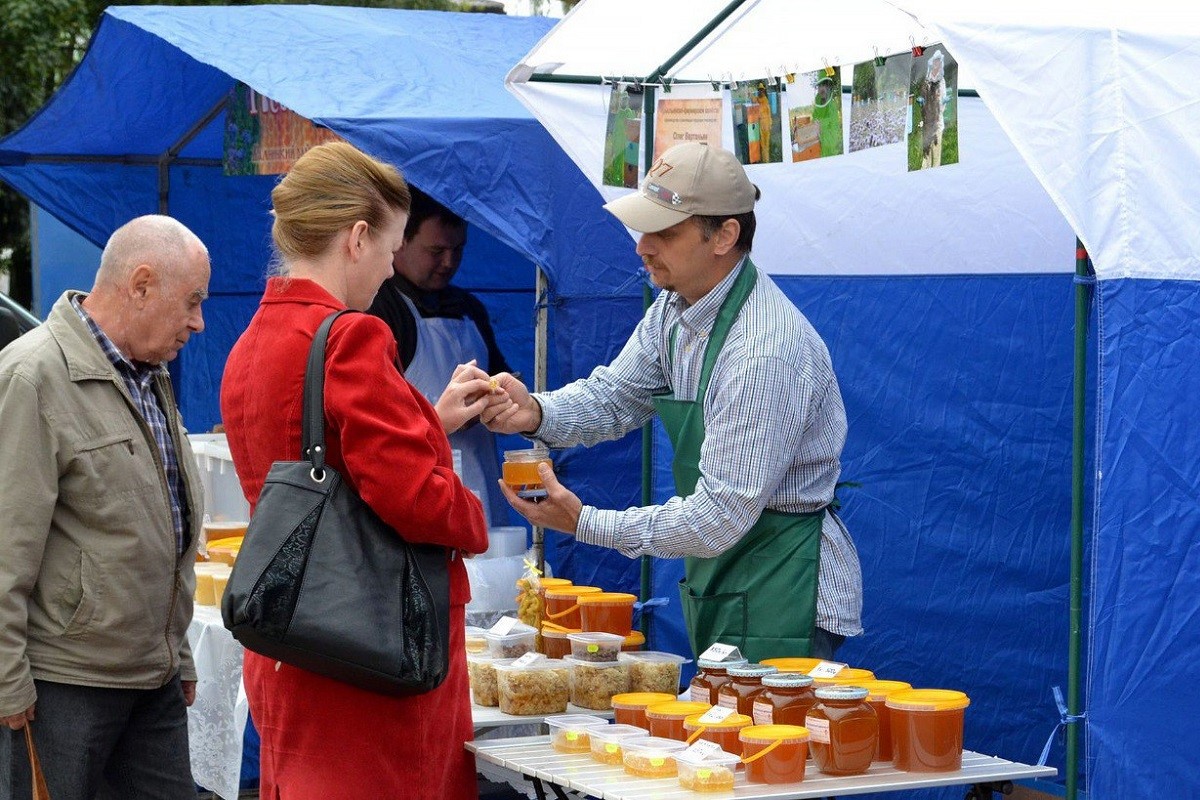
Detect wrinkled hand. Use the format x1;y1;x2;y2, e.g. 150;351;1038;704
435;360;506;434
182;680;196;707
497;463;581;535
2;704;34;730
481;372;540;435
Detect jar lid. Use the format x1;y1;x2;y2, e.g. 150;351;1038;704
644;701;712;719
683;712;752;730
696;657;749;670
578;592;638;605
516;576;572;590
738;724;810;744
623;630;646;648
617;650;688;665
563;655;627;669
858;680;913;700
762;672;814;688
760;657;822;673
492;657;568;673
545;585;602;599
885;689;971;711
540;623;580;639
812;667;876;685
610;692;677;709
815;685;869;701
727;663;778;678
589;723;652;742
504;447;550;461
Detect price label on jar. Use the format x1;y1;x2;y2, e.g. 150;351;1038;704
805;715;831;744
807;660;847;679
683;740;723;760
489;616;520;636
697;705;736;725
698;643;742;662
511;652;545;668
752;699;774;725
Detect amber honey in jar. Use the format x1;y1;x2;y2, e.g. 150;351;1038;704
502;448;553;498
578;592;637;636
610;692;677;730
645;700;713;741
858;679;912;761
717;663;778;716
886;689;970;772
806;685;878;776
753;672;817;726
739;724;811;784
683;712;753;756
688;657;748;704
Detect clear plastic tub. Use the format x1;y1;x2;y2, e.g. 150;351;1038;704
677;749;743;793
483;624;538;659
618;651;688;695
564;656;631;710
467;654;503;707
588;724;650;765
622;736;689;778
464;626;488;656
567;631;625;662
545;714;610;754
493;658;570;715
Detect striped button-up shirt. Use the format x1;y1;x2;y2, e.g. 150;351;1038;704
72;296;188;556
535;259;863;636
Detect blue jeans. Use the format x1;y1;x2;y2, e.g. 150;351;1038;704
0;676;194;800
811;627;846;660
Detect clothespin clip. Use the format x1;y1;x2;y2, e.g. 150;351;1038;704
662;77;672;94
822;58;836;79
784;62;797;84
728;72;739;91
911;36;925;57
874;47;887;67
709;74;721;92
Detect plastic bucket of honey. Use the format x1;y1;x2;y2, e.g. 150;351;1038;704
739;724;810;784
886;689;970;772
610;692;677;730
858;680;913;761
683;712;753;756
578;592;637;636
645;700;713;741
543;585;601;629
621;630;645;652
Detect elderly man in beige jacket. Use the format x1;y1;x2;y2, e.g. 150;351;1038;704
0;215;209;800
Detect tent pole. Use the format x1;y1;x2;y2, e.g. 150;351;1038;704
534;265;549;576
645;0;751;82
639;84;658;635
1066;240;1091;800
157;96;227;214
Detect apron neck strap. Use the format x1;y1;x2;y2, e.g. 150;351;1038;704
696;259;757;399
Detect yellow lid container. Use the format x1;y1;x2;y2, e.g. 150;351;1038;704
578;591;637;606
516;576;573;591
859;680;913;701
885;689;970;711
738;724;811;744
760;657;822;674
812;667;876;686
683;712;753;731
611;692;677;710
545;585;602;600
622;630;646;651
645;701;712;720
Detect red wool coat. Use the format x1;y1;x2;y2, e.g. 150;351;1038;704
221;277;489;799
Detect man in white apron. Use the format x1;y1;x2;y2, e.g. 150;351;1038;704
369;189;510;525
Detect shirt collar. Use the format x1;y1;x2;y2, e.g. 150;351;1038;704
672;255;749;335
70;294;161;380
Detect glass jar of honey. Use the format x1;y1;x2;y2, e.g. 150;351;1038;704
502;448;553;498
753;672;816;726
717;663;778;715
688;658;748;704
806;685;878;776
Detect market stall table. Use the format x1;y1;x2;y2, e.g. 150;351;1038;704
467;735;1056;800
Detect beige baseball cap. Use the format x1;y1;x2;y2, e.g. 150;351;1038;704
604;142;757;233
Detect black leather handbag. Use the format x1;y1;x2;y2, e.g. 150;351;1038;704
222;310;450;695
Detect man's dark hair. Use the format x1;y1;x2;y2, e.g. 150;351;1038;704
405;186;466;241
692;185;760;254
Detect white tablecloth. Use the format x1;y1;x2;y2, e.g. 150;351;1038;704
186;605;248;800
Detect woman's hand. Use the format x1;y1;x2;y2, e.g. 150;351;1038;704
435;360;510;434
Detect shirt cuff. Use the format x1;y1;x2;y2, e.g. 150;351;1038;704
575;505;620;551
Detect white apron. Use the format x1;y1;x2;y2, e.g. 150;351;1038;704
399;294;506;526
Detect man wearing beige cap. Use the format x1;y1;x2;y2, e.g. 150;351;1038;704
485;142;862;662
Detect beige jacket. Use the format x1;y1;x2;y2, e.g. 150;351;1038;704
0;292;202;716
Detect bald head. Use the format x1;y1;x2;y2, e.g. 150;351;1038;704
84;215;211;364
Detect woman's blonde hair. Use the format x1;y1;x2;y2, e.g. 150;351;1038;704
270;141;410;267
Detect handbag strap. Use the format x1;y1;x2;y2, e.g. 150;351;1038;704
24;724;51;800
301;310;353;473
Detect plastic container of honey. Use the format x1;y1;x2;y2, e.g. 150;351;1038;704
578;592;637;635
193;562;232;606
753;672;816;726
539;623;578;659
811;667;877;686
545;714;610;754
588;723;649;765
543;585;601;629
806;685;878;776
622;737;688;778
858;680;913;761
677;749;742;793
688;657;749;704
621;630;646;652
760;657;822;674
886;689;970;772
464;626;488;655
618;651;688;695
502;448;553;499
645;701;713;741
739;724;810;784
683;712;753;755
717;663;778;715
610;692;676;730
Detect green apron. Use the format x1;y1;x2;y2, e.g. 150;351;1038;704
653;261;823;662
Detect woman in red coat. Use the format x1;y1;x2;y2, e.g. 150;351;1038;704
221;142;497;799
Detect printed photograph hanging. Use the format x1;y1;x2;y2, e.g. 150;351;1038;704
653;96;723;161
908;46;959;171
602;85;642;188
788;67;844;162
849;53;912;152
731;80;783;165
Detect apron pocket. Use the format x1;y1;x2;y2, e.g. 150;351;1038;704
678;579;749;656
